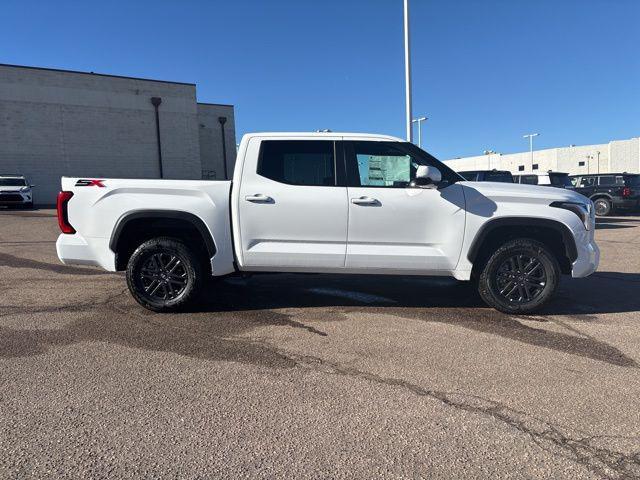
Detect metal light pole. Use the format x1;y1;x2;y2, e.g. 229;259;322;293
411;116;427;147
523;133;539;171
586;154;593;175
484;149;496;169
404;0;413;142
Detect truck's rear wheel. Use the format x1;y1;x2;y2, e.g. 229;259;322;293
477;238;560;314
126;237;203;312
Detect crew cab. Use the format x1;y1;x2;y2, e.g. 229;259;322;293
56;132;599;313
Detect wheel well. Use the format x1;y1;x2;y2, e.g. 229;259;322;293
470;224;574;276
111;214;215;272
590;195;611;202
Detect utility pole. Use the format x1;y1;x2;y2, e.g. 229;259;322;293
586;154;594;174
411;116;427;147
484;149;496;169
404;0;413;142
523;133;539;171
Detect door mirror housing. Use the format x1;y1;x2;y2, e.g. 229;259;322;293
411;165;442;187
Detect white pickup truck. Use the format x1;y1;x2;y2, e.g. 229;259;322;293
56;132;599;313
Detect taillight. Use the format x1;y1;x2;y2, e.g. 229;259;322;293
57;191;75;234
622;187;631;197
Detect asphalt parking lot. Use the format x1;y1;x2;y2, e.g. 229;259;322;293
1;209;639;479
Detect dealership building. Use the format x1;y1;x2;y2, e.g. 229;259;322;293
444;136;640;177
0;64;236;204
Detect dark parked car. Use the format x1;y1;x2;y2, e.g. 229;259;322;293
458;170;514;183
570;173;640;216
514;172;573;189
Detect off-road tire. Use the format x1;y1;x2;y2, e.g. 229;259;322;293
126;237;204;312
477;238;560;314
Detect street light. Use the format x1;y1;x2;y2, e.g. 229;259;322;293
523;133;539;171
403;0;413;142
484;149;497;169
411;116;427;147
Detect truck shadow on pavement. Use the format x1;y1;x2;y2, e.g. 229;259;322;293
192;272;639;368
1;270;638;369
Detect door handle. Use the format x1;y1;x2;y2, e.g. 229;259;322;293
245;194;273;203
351;196;380;206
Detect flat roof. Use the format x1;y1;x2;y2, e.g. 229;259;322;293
198;102;234;108
0;63;195;86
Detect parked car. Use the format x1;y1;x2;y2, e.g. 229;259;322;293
514;172;573;189
458;169;514;183
0;174;34;208
570;173;640;216
56;132;599;314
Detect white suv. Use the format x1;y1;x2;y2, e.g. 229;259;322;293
0;175;34;208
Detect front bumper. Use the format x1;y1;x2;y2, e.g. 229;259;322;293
56;233;116;271
571;230;599;278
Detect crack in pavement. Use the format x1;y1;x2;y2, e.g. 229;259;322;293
253;345;640;479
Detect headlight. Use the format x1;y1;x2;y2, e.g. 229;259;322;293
20;186;30;192
550;201;591;230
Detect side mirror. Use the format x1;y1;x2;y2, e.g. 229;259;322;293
411;165;442;187
30;185;36;188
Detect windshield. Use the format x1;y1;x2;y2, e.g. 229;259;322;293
624;175;640;187
0;178;26;187
549;174;572;187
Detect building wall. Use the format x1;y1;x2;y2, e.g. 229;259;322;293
197;103;236;180
444;137;639;176
0;64;235;204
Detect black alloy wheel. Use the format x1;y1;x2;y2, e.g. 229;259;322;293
477;238;560;313
126;237;204;312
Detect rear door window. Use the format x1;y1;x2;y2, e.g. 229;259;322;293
257;140;335;186
598;175;622;187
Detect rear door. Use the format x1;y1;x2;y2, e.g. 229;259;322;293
343;140;465;272
237;138;348;270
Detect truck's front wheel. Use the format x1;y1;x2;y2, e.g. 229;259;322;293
477;238;560;314
126;237;204;312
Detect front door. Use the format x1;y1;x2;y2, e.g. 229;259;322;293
343;141;466;273
237;138;348;270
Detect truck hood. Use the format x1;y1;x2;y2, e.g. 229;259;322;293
459;181;588;204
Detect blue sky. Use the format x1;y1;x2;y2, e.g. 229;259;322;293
1;0;638;159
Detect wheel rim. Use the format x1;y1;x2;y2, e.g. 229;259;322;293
139;252;188;301
494;253;547;305
594;200;608;216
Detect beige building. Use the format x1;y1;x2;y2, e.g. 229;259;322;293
0;64;236;204
444;136;640;176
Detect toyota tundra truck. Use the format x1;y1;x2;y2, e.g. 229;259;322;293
56;132;599;313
